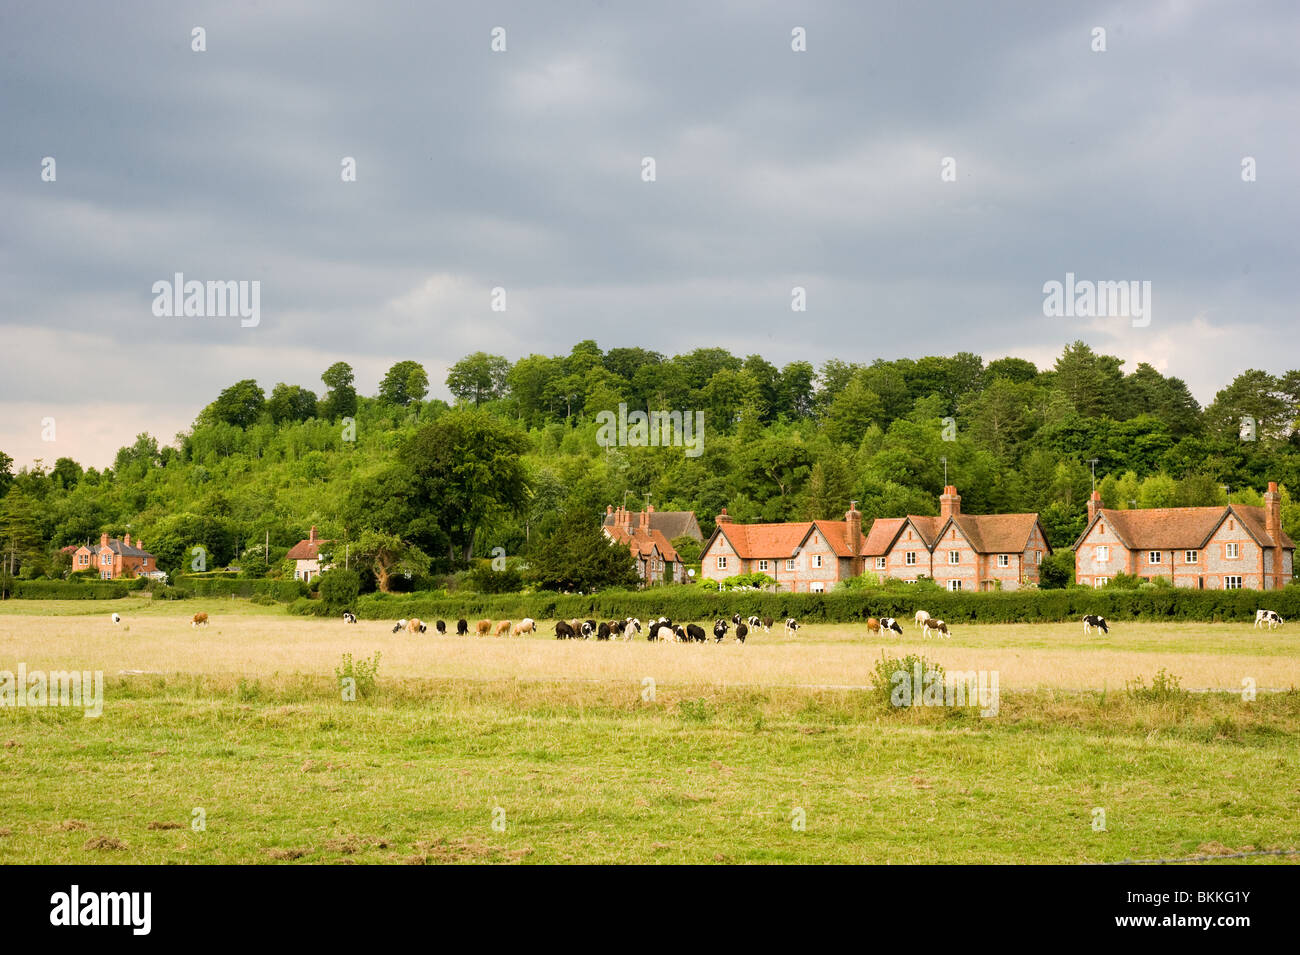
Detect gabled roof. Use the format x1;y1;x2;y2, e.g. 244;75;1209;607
286;538;331;561
605;526;680;564
949;512;1044;554
706;521;810;560
1076;504;1295;552
903;516;945;549
606;510;701;541
862;518;906;556
82;538;154;558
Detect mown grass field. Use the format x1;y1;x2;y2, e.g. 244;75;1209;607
1;600;1297;864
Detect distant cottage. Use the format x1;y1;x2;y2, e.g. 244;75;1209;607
602;505;688;586
699;487;1050;593
286;526;333;583
1074;481;1293;590
72;533;160;581
602;506;702;542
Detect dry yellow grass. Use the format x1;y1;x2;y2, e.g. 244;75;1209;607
0;611;1295;691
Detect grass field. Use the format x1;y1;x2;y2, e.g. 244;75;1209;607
1;600;1297;864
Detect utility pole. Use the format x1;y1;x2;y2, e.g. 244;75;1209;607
1087;458;1099;492
939;456;948;487
265;529;269;565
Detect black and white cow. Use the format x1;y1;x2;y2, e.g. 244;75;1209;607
111;613;122;625
746;615;762;630
731;613;742;626
783;618;800;637
435;619;447;634
1082;614;1109;635
735;623;748;644
713;619;729;642
1255;609;1284;630
456;618;469;635
880;617;903;635
342;611;357;624
581;620;596;639
392;619;408;633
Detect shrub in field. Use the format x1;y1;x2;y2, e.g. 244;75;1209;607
1126;668;1186;703
870;652;945;708
335;652;381;699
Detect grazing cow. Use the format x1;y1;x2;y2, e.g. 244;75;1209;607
762;616;774;633
914;610;931;629
513;618;536;636
555;620;577;640
647;620;669;641
581;620;595;639
783;618;799;637
456;619;469;635
495;620;511;637
476;619;492;635
191;612;209;628
746;615;761;630
408;618;427;634
671;625;688;643
1082;615;1109;635
732;613;742;626
922;618;950;639
686;623;706;643
713;619;729;642
1255;609;1284;630
881;617;903;635
111;613;122;624
435;619;447;634
342;611;357;624
735;623;748;644
866;617;881;634
624;617;642;638
609;619;626;636
392;619;408;634
597;622;612;640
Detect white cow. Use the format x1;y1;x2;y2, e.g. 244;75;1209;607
914;610;931;630
111;613;121;624
1255;609;1284;630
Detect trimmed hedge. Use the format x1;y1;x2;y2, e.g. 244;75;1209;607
6;579;145;600
171;577;308;602
293;584;1300;625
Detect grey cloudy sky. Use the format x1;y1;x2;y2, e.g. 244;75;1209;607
2;0;1297;468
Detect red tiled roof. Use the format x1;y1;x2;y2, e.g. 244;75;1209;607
862;518;905;556
950;513;1042;554
606;526;680;563
714;521;816;559
286;538;331;561
1092;505;1294;551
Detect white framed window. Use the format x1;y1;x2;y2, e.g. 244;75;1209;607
1035;551;1043;564
810;582;825;593
997;554;1009;568
1184;550;1198;564
785;558;795;571
758;559;769;572
1094;577;1108;588
1225;543;1239;559
947;579;961;591
101;553;110;566
717;556;728;570
948;551;960;565
1225;575;1243;590
1096;546;1109;562
1148;551;1162;564
905;552;917;566
875;557;886;570
812;554;823;568
100;571;111;580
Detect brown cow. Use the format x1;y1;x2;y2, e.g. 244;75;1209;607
476;619;492;635
512;618;536;636
495;620;512;637
922;618;950;639
407;618;427;634
866;617;881;634
191;612;209;628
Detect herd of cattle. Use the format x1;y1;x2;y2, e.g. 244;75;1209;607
108;608;1287;635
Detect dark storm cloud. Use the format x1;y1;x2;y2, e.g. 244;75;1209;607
2;0;1297;465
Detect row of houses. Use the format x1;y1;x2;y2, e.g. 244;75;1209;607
605;480;1292;593
68;527;333;582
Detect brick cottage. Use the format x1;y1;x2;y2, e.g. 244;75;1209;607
699;487;1049;593
1074;481;1294;590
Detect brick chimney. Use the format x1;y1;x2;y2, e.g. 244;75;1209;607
1264;481;1282;589
845;500;863;575
715;507;732;525
100;533;109;549
309;525;317;543
939;485;961;520
1087;490;1102;525
124;533;131;547
639;507;650;532
135;538;142;551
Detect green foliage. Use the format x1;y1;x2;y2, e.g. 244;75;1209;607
317;568;361;610
378;360;429;407
525;510;640;592
335;652;381;699
1126;668;1187;703
870;652;946;708
205;379;266;429
1038;551;1075;589
463;558;525;593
